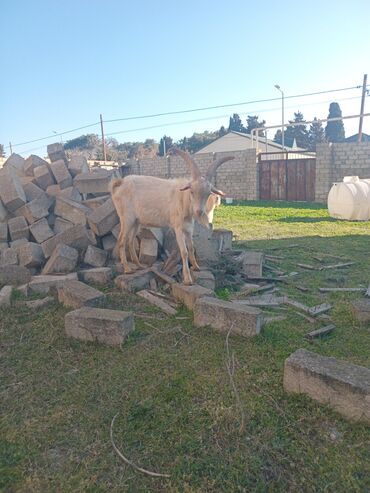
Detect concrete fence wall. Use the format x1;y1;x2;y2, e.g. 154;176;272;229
127;149;258;200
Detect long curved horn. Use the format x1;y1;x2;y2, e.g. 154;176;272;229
169;148;201;180
206;156;234;180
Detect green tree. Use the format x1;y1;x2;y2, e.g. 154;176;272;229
283;111;309;148
228;113;246;133
273;129;282;145
325;102;345;142
218;125;227;137
158;136;173;156
0;144;5;158
64;133;100;150
308;118;326;150
246;115;266;137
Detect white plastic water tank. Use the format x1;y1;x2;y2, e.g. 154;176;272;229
327;176;370;221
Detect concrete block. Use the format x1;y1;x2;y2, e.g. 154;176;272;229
47;212;56;228
24;154;49;176
115;270;154;293
47;142;67;163
68;155;89;177
57;280;105;308
112;223;121;239
23;296;54;310
10;238;28;249
14;194;54;224
3;154;25;176
102;234;116;252
54;196;90;225
29;218;54;243
194;297;262;337
8;217;29;241
42;244;78;274
49;159;73;189
82;196;108;211
193;222;220;265
0;168;27;212
18;242;44;268
242;251;264;277
139;238;158;266
84;245;107;267
351;299;370;322
28;273;77;294
74;169;112;194
0;265;31;287
60;186;82;202
65;307;134;346
0;199;8;222
78;267;113;285
0;248;18;266
0;243;8;254
46;184;62;197
192;270;216;290
23;182;45;202
34;165;55;190
54;217;74;234
0;285;12;307
42;224;94;258
171;283;213;310
139;227;164;246
0;222;8;243
284;349;370;423
212;229;233;252
87;198;119;236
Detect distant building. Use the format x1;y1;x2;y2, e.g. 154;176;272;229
195;130;304;154
345;133;370;143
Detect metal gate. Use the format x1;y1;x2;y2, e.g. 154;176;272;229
259;151;316;201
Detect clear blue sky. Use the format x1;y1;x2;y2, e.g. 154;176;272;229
1;0;369;157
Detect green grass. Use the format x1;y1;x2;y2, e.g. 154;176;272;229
1;201;370;492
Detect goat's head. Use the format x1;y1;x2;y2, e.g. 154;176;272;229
169;148;234;226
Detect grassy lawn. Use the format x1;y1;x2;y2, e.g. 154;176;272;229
1;201;370;492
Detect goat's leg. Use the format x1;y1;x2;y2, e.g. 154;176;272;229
118;221;135;274
175;228;192;285
184;231;200;271
128;224;145;269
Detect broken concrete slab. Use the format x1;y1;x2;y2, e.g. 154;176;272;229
14;194;54;224
84;245;107;267
0;222;8;243
82;196;109;211
57;280;105;309
0;248;18;266
46;184;62;197
115;270;154;293
41;224;94;258
33;164;55;190
47;142;67;163
138;227;164;246
53;217;74;234
18;242;44;268
23;182;45;202
29;218;54;243
192;270;216;290
24;154;49;176
0;265;31;287
28;273;78;294
78;267;113;285
49;159;73;189
3;154;25;176
68;155;89;177
54;196;90;225
0;168;27;212
212;229;233;252
101;234;116;252
192;222;220;265
8;217;29;241
241;251;264;278
60;186;82;202
42;244;78;274
74;169;113;194
0;199;8;222
351;298;370;322
137;289;177;315
284;348;370;423
305;325;336;340
139;238;158;266
87;198;119;237
171;283;214;310
64;307;134;346
194;296;262;337
22;296;54;310
0;285;12;307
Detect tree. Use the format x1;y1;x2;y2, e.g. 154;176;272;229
283;111;309;148
0;144;5;158
246;115;266;137
308;118;326;150
218;125;227;137
228;113;246;133
273;129;282;145
325;102;345;142
64;133;100;151
158;135;173;156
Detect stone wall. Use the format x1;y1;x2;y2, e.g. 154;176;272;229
127;149;258;200
315;142;370;202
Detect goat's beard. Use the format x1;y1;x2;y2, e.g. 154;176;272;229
196;212;211;228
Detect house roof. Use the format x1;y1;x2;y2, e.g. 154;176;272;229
195;130;304;154
345;133;370;142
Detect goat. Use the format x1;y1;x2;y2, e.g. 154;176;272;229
110;149;234;284
205;193;222;224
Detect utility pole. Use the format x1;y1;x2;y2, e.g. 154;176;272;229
358;74;368;142
9;142;13;154
274;85;285;152
100;113;107;162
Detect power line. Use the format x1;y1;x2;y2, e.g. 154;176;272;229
6;84;364;150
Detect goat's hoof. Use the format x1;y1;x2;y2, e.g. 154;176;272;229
191;266;201;272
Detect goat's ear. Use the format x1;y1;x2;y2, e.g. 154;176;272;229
179;183;192;191
211;186;226;197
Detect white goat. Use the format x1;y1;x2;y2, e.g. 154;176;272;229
110;149;234;284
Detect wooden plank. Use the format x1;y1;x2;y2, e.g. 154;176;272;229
151;267;176;285
305;324;336;340
308;303;332;316
319;287;365;293
319;262;355;271
296;160;306;201
278;160;287;200
259;162;271;200
305;159;316;202
286;160;297;201
297;263;317;270
137;289;177;315
270;161;279;200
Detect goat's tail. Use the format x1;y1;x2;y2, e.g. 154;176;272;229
109;178;123;195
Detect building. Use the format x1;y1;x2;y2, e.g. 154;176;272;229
345;133;370;143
